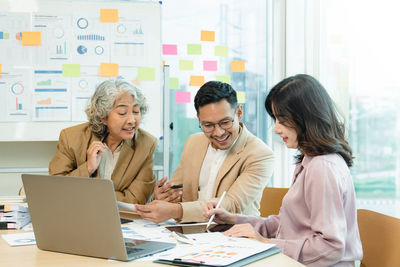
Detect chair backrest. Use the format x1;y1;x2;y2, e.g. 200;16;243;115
259;187;289;217
357;209;400;267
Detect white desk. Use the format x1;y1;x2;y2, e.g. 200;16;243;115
0;229;305;267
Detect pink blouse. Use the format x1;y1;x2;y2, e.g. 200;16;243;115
237;154;363;267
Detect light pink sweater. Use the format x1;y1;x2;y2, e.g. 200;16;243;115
237;154;363;267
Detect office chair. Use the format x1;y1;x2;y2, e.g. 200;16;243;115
357;209;400;267
259;187;289;217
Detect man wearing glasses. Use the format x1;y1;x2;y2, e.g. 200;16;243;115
136;81;274;223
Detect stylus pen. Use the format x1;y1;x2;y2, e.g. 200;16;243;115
206;191;226;231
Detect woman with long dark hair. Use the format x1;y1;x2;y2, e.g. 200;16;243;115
204;74;363;267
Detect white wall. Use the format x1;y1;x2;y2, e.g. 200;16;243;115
0;142;57;195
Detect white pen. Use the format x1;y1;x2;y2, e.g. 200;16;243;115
206;191;226;231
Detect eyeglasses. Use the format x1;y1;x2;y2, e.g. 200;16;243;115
199;118;235;133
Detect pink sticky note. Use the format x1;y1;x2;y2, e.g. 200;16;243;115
203;60;217;71
163;44;177;55
176;91;190;103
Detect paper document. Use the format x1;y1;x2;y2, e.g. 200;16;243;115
157;234;276;266
117;201;136;212
2;232;36;246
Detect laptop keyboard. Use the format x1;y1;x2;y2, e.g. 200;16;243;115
126;246;145;255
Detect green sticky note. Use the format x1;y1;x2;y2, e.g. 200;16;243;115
187;44;202;55
170;77;179;89
215;45;228;57
179;60;194;70
137;67;155;81
62;64;81;77
216;75;231;84
237;91;246;103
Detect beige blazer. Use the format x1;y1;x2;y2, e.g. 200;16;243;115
170;123;274;222
49;122;157;204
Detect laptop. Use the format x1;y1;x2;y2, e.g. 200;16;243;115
22;174;175;261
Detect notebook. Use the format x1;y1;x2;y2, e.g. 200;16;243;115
21;174;175;261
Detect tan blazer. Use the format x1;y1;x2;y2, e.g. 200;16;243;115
170;123;274;222
49;122;157;204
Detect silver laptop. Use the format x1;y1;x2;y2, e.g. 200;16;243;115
22;174;175;261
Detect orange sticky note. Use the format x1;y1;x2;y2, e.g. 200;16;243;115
100;63;119;77
189;76;205;86
201;30;215;42
22;31;41;46
100;9;119;23
230;60;245;72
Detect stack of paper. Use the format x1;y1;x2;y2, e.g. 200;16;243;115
0;204;31;229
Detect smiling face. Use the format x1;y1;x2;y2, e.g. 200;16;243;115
273;117;298;149
104;92;141;143
197;99;242;150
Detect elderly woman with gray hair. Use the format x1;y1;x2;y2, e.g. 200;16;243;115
48;79;157;204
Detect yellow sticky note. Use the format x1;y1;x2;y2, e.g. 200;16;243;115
230;60;245;72
170;77;179;89
137;67;155;81
215;45;228;57
100;9;119;23
201;30;215;42
62;64;81;77
0;64;2;76
237;91;246;103
100;63;119;77
189;76;205;86
22;31;41;46
216;75;230;84
187;44;202;55
179;60;194;70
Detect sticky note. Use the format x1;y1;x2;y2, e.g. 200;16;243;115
179;60;194;70
230;60;245;72
201;30;215;42
203;60;217;71
100;9;119;22
216;75;231;84
237;91;246;103
62;64;81;77
100;63;119;77
170;77;179;89
189;76;205;86
176;91;190;103
0;64;2;76
137;67;155;81
163;44;177;55
187;44;202;55
215;45;228;57
22;31;41;46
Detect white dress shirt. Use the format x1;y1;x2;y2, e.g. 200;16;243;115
198;132;240;201
99;142;123;180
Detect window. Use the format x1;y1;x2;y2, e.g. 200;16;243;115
162;0;269;176
320;0;400;217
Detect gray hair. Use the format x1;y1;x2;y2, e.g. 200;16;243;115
85;79;149;137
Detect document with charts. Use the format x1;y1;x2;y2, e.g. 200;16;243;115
156;232;276;266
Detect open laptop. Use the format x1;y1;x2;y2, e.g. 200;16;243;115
22;174;175;261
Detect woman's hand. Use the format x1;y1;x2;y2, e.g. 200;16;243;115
153;176;182;203
203;201;237;225
223;223;270;243
86;141;105;175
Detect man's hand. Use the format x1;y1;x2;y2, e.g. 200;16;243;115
154;176;182;203
86;141;105;175
135;200;183;223
223;223;270;243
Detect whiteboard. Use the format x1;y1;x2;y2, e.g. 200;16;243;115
0;0;162;141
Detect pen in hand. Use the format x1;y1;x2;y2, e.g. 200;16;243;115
206;191;226;231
